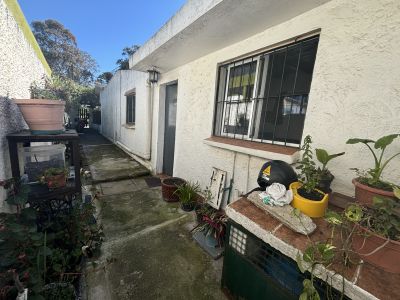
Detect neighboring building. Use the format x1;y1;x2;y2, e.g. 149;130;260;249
102;0;400;205
100;70;152;165
0;0;51;211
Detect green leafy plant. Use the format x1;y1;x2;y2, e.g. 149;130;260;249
174;181;200;205
363;194;400;240
297;135;319;194
295;189;400;299
315;149;345;177
42;168;68;178
0;178;103;298
295;204;362;299
192;205;227;247
346;134;400;189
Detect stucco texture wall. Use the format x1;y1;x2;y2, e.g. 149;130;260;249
100;70;150;159
0;0;50;211
0;0;49;98
152;0;400;202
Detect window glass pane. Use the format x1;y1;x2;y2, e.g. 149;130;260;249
126;94;135;124
281;45;301;95
294;38;319;94
132;94;136;123
286;95;308;144
227;61;257;100
268;50;286;97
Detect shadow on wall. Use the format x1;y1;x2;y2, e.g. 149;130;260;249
0;97;28;211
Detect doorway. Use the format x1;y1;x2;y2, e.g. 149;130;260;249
162;83;178;175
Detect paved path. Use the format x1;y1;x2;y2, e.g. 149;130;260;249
82;130;225;300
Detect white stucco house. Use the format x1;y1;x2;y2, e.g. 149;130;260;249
0;0;51;211
101;0;400;205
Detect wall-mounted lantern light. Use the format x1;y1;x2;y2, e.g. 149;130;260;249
147;68;160;84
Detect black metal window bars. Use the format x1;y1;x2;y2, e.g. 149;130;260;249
213;36;319;147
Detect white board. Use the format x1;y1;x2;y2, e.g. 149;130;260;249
208;168;227;209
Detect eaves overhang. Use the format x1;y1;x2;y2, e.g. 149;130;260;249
129;0;331;73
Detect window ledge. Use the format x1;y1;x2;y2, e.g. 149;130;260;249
123;124;135;129
203;136;299;164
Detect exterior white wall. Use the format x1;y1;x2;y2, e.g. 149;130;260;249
0;0;48;98
0;0;50;211
150;0;400;203
100;70;150;160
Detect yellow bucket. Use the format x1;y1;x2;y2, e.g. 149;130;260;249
290;182;329;218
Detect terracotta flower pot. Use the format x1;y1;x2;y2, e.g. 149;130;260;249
352;178;395;207
14;99;65;135
45;173;66;189
352;225;400;273
161;177;185;202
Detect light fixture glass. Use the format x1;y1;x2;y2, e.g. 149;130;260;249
147;69;159;83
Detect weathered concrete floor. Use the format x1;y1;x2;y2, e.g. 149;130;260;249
83;143;225;300
83;144;149;183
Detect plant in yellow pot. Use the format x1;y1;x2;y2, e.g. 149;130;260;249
290;135;329;218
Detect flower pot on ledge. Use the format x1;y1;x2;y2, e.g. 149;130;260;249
290;181;329;218
14;99;65;135
352;178;395;207
352;225;400;273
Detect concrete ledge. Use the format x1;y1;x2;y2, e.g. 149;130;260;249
226;199;379;300
203;136;299;164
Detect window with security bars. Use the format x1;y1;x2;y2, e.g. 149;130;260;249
213;36;319;146
126;93;135;124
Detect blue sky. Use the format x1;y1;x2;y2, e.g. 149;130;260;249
19;0;186;74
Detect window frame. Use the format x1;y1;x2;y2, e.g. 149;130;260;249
213;35;319;148
126;92;136;125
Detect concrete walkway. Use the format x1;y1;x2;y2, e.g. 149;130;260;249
82;131;225;300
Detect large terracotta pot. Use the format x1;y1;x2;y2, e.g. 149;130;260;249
352;225;400;273
352;178;395;207
14;99;65;135
161;177;185;202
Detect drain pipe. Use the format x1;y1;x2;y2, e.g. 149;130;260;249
145;78;153;161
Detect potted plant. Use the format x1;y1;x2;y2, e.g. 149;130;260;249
41;168;68;189
174;181;201;212
351;187;400;273
315;148;345;193
346;134;400;206
161;177;186;202
14;77;66;135
193;206;227;248
290;135;329;218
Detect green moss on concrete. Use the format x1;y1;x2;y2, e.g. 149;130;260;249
4;0;51;75
100;188;182;239
105;219;225;300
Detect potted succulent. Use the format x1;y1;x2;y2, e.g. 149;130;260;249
351;187;400;273
291;136;329;218
14;77;66;135
41;168;68;189
174;181;201;212
161;177;186;202
346;134;400;206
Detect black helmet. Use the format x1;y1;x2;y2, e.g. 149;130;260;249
257;160;297;190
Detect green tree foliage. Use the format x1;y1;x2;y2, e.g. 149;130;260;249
32;19;98;85
30;75;99;113
116;45;140;70
96;71;114;84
